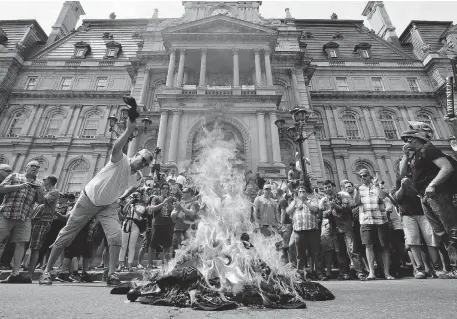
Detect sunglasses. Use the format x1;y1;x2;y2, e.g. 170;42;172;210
404;137;414;143
360;174;369;178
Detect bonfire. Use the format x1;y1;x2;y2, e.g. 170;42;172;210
113;120;335;310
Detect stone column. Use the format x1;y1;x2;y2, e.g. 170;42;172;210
166;49;176;87
70;104;83;138
264;49;273;87
331;106;345;137
24;104;44;136
254;49;262;86
257;111;268;163
269;112;281;164
157;111;168;159
176;49;186;87
198;49;207;87
324;105;337;137
127;136;139;158
167;111;181;164
361;106;376;138
289;68;301;106
139;68;151;107
335;156;346;185
385;156;396;186
232;48;240;87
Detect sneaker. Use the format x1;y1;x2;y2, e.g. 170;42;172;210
106;273;121;286
425;270;438;279
137;264;144;270
0;273;32;283
69;272;82;282
56;272;73;282
39;272;52;285
446;245;457;264
357;273;367;281
80;272;93;283
414;271;427;279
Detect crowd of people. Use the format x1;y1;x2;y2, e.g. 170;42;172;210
0;118;457;286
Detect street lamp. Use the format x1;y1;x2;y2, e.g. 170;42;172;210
275;105;316;193
107;109;152;142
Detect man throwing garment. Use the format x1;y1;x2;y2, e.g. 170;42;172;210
39;118;153;286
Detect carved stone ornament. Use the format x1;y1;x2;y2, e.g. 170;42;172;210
333;32;344;39
438;38;457;57
102;32;114;39
354;42;372;51
132;30;143;39
303;32;314;39
331;13;338;20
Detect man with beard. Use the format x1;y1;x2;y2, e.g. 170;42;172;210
39;119;153;286
399;121;457;270
0;160;44;283
149;183;176;264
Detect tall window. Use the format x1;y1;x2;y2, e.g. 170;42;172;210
372;77;385;91
379;112;398;139
342;112;360;139
25;77;38;90
61;77;73;90
324;162;335;183
107;48;117;57
336;77;349;91
45;113;64;136
7;112;26;137
407;78;420;92
81;117;99;138
66;161;88;193
95;77;108;91
416;112;437;138
314;112;326;139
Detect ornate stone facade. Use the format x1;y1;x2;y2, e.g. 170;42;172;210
0;1;456;192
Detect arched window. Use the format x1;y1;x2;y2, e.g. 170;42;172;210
7;112;27;137
342;112;360;139
355;161;374;176
66;160;89;193
81;112;100;138
45;113;64;137
324;162;335;183
416;112;438;138
0;155;8;164
379;112;398;139
314;111;326;139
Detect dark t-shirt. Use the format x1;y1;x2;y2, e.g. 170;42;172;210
150;195;174;226
395;177;424;216
411;143;451;194
278;197;291;224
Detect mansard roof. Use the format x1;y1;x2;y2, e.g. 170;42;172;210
31;19;149;60
294;19;416;61
0;20;47;52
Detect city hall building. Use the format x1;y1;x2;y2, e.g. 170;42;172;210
0;1;456;192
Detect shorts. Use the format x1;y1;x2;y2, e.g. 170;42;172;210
402;215;440;247
29;221;52;250
151;223;173;249
360;223;390;248
0;215;31;243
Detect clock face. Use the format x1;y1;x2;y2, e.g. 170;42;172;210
212;8;229;16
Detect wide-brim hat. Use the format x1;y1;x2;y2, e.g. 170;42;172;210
400;121;433;142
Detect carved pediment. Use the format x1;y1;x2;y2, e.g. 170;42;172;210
162;15;276;35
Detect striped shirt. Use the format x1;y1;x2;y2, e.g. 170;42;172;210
0;173;43;221
289;198;319;231
358;184;388;225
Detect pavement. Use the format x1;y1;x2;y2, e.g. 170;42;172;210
0;277;456;319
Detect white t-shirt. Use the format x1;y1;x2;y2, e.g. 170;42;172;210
85;154;143;206
176;175;186;186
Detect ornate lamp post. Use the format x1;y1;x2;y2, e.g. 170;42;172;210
107;109;152;142
275;106;316;192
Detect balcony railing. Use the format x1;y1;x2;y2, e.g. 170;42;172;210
206;86;232;95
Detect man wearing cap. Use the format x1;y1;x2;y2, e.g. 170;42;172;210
39;119;153;286
253;184;279;236
27;175;59;280
354;168;392;280
0;160;45;283
399;121;457;267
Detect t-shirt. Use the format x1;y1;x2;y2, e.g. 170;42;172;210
31;188;60;222
411;143;451;195
395;177;423;216
254;195;278;226
85;154;143;206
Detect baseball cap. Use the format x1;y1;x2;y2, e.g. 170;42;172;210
358;168;371;176
400;121;434;142
263;184;272;190
137;149;154;164
0;164;12;172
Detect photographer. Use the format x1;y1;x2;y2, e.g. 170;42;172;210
118;192;147;272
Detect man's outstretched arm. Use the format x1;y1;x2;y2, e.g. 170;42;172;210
111;119;137;164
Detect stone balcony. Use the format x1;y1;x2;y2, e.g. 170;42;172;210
159;84;276;96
